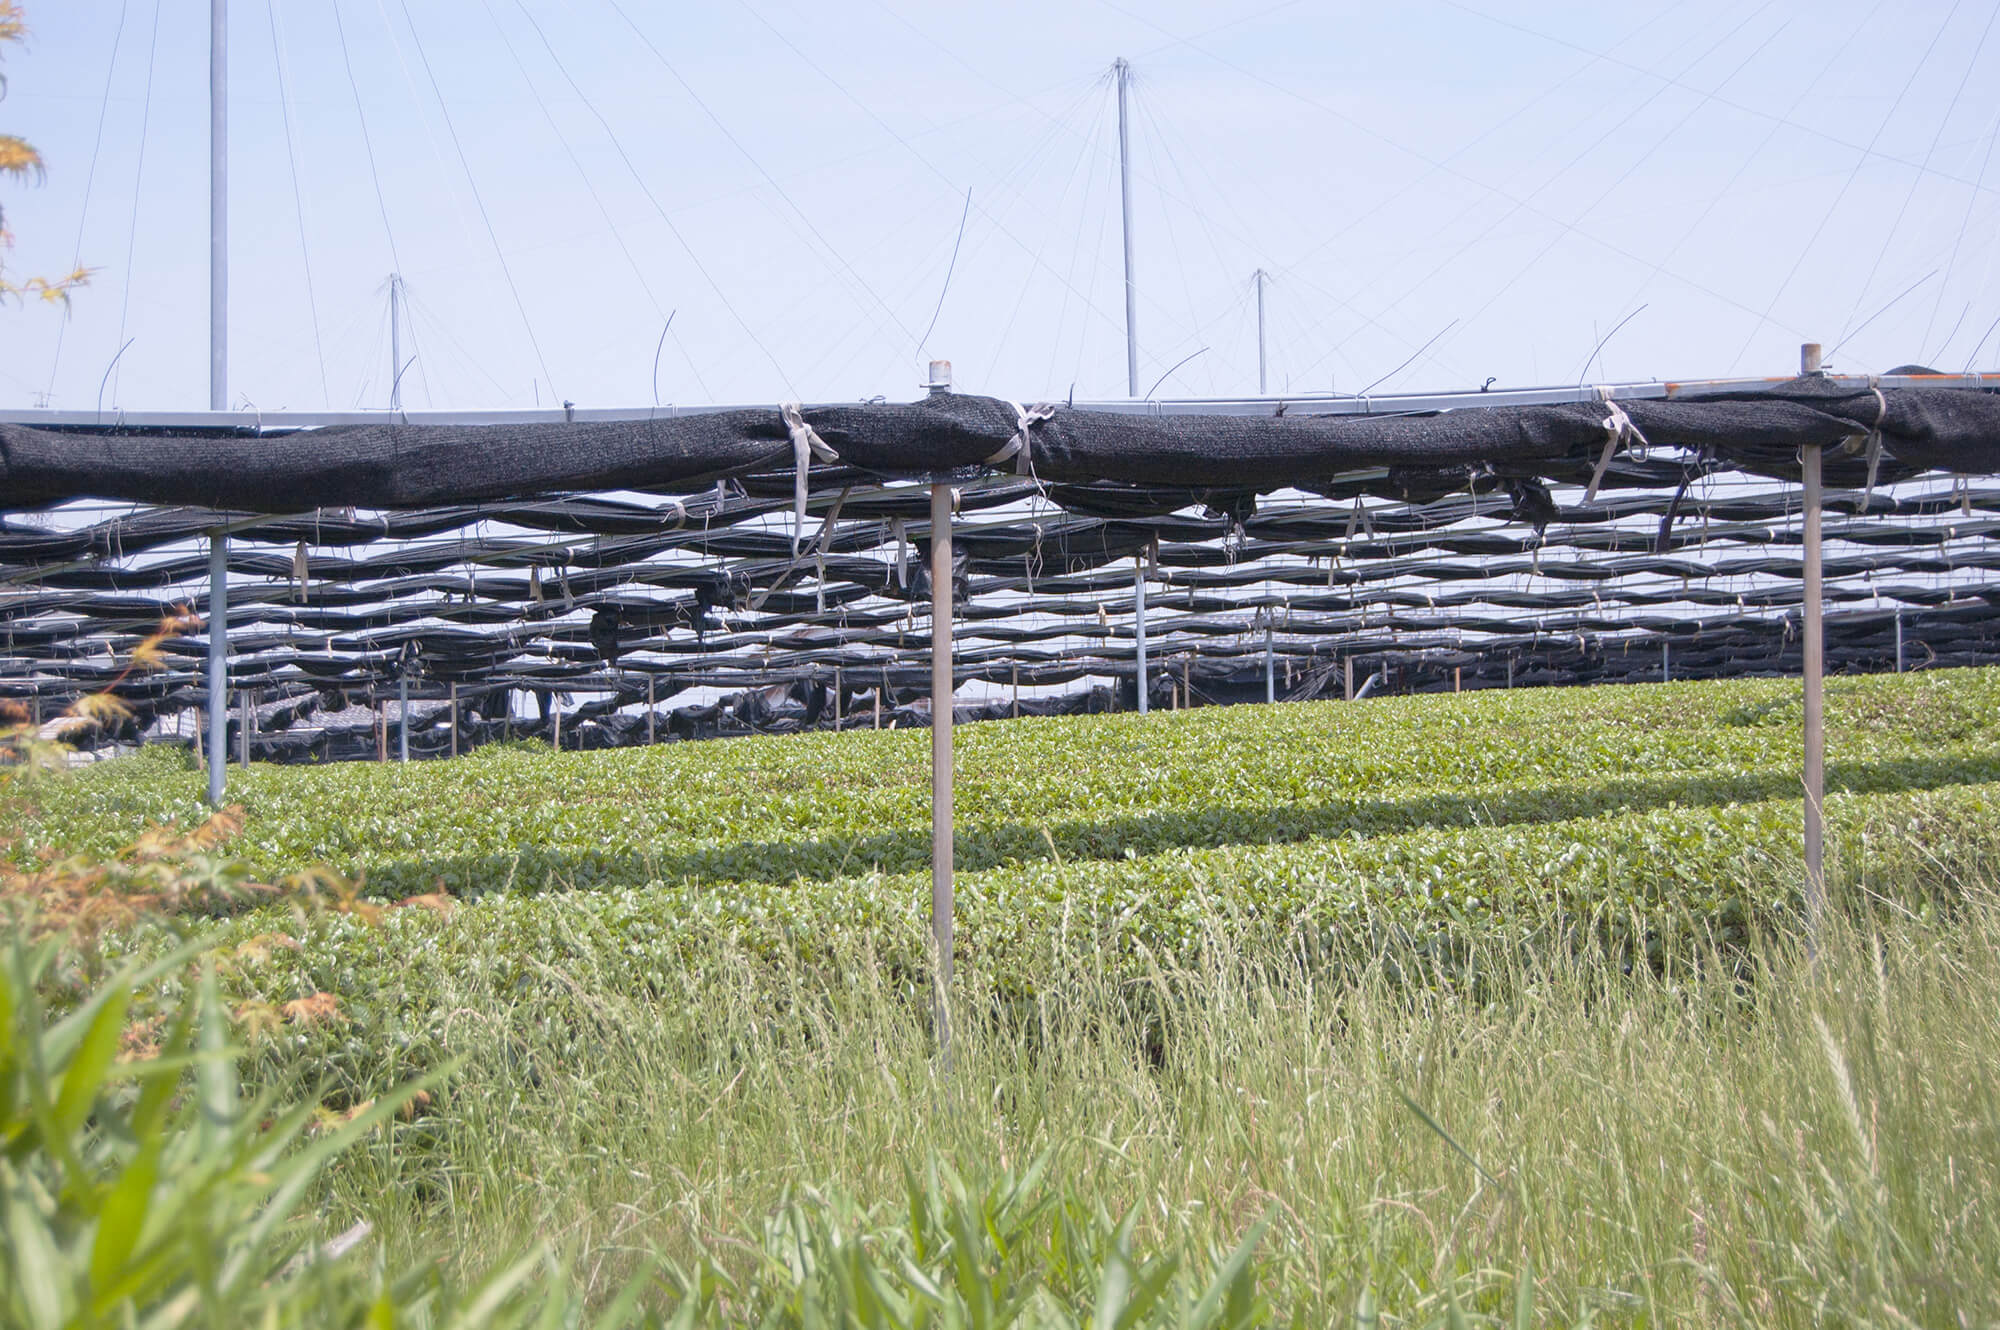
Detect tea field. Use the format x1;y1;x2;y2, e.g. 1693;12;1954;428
12;669;2000;1325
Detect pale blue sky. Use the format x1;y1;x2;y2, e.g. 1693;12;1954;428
2;0;1996;413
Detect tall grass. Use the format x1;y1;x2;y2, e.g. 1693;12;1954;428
300;859;2000;1325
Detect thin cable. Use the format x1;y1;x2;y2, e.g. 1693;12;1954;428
915;188;971;366
109;0;161;409
44;0;128;403
479;0;711;402
603;0;915;347
393;0;557;397
511;0;793;394
1925;106;2000;359
1731;0;1962;371
1827;270;1940;362
331;0;404;276
1355;321;1458;398
1840;0;1994;350
267;0;331;407
1576;305;1648;385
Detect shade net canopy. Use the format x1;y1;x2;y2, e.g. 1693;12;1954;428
4;372;1998;761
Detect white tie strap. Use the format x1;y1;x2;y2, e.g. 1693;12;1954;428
1584;389;1649;505
984;401;1055;473
782;401;840;555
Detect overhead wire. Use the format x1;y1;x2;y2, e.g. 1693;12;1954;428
602;0;917;351
510;0;796;396
392;0;558;399
1730;0;1965;372
477;0;713;403
266;0;332;408
43;0;128;405
109;0;161;410
331;0;405;276
1838;0;1996;354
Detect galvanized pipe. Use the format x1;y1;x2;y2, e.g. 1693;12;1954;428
206;532;227;805
1134;556;1148;714
1264;611;1275;704
209;0;227;411
398;676;409;762
1115;57;1138;397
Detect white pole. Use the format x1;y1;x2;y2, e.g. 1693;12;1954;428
930;481;955;1061
1254;268;1268;395
1895;608;1905;673
1134;556;1149;713
209;0;227;412
389;273;402;412
398;675;409;762
1115;57;1138;397
206;533;227;805
1264;611;1275;703
1801;343;1826;945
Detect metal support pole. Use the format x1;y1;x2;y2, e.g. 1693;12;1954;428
1134;556;1148;713
375;699;386;763
1011;664;1019;718
206;533;227;806
553;697;561;751
238;687;250;767
834;666;843;728
450;683;459;757
1507;656;1515;689
646;675;655;743
398;676;409;762
388;274;402;411
1115;57;1138;397
1662;639;1670;683
1254;268;1268;395
1895;608;1905;673
1803;439;1827;941
875;669;884;729
1264;612;1275;704
209;0;227;412
1344;654;1354;701
929;481;955;1061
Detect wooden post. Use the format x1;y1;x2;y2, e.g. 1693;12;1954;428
1454;666;1462;694
1802;346;1827;943
930;481;955;1062
450;683;459;758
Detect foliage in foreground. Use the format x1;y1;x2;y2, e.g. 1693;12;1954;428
0;932;659;1329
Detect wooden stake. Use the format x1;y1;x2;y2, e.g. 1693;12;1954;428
1454;666;1461;694
1803;435;1827;943
930;482;955;1063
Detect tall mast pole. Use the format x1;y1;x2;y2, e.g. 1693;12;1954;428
389;274;402;411
1115;57;1138;397
210;0;227;411
206;0;229;805
1254;268;1269;395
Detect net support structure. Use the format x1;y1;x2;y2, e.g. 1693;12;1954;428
1115;56;1138;397
205;532;227;806
1134;556;1149;714
398;676;410;763
1801;343;1827;943
209;0;227;413
930;480;955;1063
1264;610;1276;703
